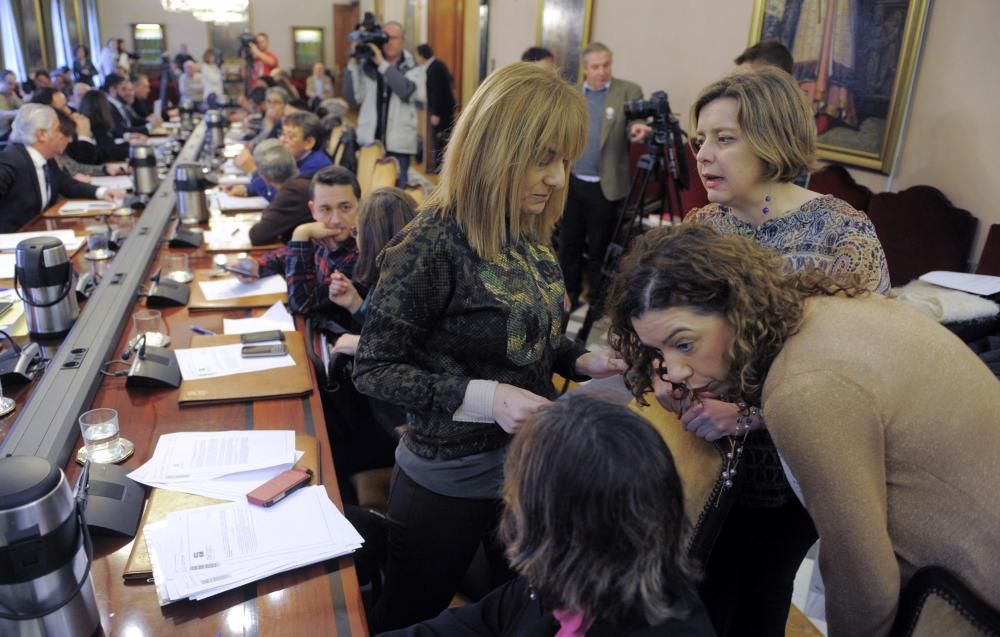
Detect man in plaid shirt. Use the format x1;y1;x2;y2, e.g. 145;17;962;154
238;166;360;314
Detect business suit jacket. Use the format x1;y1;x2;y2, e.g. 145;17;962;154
0;143;99;232
109;99;147;138
424;58;456;125
248;176;313;246
595;78;643;202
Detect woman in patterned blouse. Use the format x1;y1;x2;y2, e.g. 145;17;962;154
676;68;889;637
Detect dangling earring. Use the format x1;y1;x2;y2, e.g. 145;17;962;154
762;188;772;215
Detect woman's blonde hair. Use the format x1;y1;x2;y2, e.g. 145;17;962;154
423;62;587;260
691;68;816;183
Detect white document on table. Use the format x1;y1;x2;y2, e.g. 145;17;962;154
198;274;287;301
217;174;252;186
222;302;295;334
221;160;245;175
0;230;86;252
174;342;295;381
144;486;364;603
128;430;297;485
223;144;244;158
89;175;134;190
0;253;16;278
159;453;304;501
58;200;116;214
919;271;1000;296
216;192;269;211
203;223;253;249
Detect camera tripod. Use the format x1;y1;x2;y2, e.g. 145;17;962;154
573;124;688;348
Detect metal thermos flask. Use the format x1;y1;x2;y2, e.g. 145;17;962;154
14;237;80;337
179;98;195;132
129;144;159;197
0;456;100;636
175;163;209;224
204;110;225;153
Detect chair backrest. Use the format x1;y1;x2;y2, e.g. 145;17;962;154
627;399;735;566
975;224;1000;276
356;142;385;196
403;184;426;207
889;566;1000;637
326;125;344;160
368;157;400;195
808;164;874;213
866;186;978;286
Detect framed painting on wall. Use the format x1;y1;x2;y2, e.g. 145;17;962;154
749;0;930;173
292;27;324;69
536;0;592;85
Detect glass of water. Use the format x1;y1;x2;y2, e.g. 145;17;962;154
162;253;193;283
78;408;122;464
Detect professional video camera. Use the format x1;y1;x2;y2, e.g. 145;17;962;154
623;91;689;190
348;12;389;61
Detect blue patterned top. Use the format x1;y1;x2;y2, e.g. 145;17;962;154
687;194;891;294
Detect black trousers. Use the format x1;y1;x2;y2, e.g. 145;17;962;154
371;466;514;633
558;176;622;301
699;497;818;637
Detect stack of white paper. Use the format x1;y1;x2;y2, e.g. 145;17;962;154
0;230;86;252
128;430;300;498
216;192;269;211
223;302;295;334
144;486;363;604
89;175;135;190
174;342;296;381
197;274;287;301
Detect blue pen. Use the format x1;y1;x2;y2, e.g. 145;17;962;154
190;326;216;336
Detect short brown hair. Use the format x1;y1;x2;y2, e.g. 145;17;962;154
734;40;794;74
581;41;611;63
691;68;815;183
354;187;418;287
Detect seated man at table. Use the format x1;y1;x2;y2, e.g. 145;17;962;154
247;139;314;245
232;111;331;202
236;166;359;315
0;104;122;232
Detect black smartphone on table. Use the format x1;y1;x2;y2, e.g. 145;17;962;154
240;343;289;358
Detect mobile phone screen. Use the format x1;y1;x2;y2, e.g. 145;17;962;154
241;343;288;358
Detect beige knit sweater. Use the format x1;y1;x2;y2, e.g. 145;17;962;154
762;295;1000;637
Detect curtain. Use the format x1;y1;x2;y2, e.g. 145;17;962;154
0;0;27;81
83;0;102;83
50;0;73;68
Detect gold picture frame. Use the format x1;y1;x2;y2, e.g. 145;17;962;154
535;0;593;85
292;27;324;69
748;0;930;173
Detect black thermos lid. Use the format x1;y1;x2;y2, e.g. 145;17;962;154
0;455;60;510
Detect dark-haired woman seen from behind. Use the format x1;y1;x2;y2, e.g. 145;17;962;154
326;186;418;356
354;62;625;632
73;46;98;87
76;90;129;162
380;395;714;636
681;67;889;637
607;224;1000;637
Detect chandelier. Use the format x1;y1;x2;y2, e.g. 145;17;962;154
160;0;248;22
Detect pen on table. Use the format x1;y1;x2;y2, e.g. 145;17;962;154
190;326;216;336
230;227;240;236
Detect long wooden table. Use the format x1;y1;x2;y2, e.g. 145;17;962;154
0;197;370;636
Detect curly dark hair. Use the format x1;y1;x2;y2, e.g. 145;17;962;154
500;395;697;627
607;224;866;405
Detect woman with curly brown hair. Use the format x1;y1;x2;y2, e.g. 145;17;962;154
607;223;1000;637
680;67;890;637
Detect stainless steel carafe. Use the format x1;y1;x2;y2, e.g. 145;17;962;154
175;163;209;224
14;237;80;337
0;456;100;636
129;144;159;198
204;110;225;154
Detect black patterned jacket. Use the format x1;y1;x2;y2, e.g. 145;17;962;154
354;210;587;460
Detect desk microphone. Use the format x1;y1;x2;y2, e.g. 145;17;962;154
146;268;190;308
124;332;181;389
0;329;43;384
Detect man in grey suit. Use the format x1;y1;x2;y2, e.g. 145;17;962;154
559;42;650;310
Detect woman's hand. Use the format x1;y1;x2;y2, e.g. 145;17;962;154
680;396;740;442
652;376;696;415
493;384;550;433
223;184;247;197
330;333;360;356
327;270;363;312
574;347;628;379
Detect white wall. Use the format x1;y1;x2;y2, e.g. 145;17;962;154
96;0;352;72
488;0;1000;266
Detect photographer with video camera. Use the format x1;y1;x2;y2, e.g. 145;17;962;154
558;42;651;313
346;14;424;186
247;32;279;85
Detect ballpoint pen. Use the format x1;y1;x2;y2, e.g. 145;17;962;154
190;326;216;336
